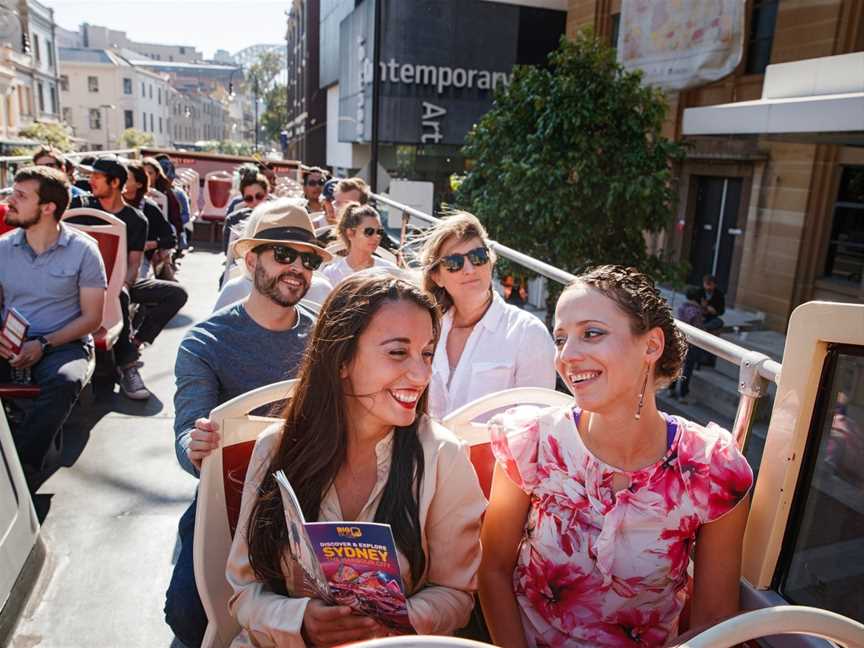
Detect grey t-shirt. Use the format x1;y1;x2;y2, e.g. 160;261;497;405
0;225;107;338
173;302;314;476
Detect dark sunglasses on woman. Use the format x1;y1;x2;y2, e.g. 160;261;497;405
305;178;326;187
360;227;385;238
243;192;267;203
255;244;323;271
436;246;491;273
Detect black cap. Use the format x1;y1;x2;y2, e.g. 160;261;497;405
322;178;338;201
78;154;127;184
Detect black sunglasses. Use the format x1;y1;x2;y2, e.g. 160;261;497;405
436;246;491;273
256;244;323;271
360;227;385;238
305;178;326;187
243;192;266;203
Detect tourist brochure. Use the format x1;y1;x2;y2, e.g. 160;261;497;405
0;308;29;354
273;470;413;632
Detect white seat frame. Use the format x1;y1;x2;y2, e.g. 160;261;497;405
195;379;298;648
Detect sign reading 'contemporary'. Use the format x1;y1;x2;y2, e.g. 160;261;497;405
339;0;565;147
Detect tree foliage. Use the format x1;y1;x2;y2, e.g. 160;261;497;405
118;128;154;149
456;32;684;300
19;122;72;151
259;82;287;146
246;50;283;93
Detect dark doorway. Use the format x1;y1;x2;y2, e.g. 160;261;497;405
688;176;743;292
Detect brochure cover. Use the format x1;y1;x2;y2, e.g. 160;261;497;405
0;308;29;354
274;471;413;632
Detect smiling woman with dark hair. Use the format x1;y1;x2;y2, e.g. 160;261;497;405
226;274;486;647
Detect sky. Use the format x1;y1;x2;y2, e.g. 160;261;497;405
42;0;289;60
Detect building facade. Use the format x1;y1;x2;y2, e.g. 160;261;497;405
24;0;60;123
79;23;203;63
59;47;173;149
169;86;229;145
568;0;864;331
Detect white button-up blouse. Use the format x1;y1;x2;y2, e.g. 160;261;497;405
428;292;557;420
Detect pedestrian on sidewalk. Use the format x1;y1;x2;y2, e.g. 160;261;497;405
669;285;705;402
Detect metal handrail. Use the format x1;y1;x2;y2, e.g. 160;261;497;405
0;148;137;164
373;191;781;447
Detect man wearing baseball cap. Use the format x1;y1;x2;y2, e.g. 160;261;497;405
69;155;188;400
165;198;330;646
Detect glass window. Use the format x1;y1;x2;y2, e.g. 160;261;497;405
610;13;621;50
778;345;864;623
159;116;162;133
88;76;99;93
47;40;53;67
142;111;147;131
746;0;778;74
123;78;132;95
823;167;864;285
158;88;161;104
37;82;44;112
33;34;40;62
124;110;133;129
49;85;57;114
149;85;153;99
59;75;68;91
89;108;101;130
62;106;71;123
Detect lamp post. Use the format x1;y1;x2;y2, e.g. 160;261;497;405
99;103;115;150
253;75;260;153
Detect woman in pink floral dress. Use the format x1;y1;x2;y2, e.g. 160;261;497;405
479;266;753;648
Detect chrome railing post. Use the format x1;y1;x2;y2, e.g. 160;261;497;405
731;350;774;448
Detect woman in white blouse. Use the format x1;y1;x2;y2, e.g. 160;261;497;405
322;202;398;286
420;212;557;419
226;274;486;647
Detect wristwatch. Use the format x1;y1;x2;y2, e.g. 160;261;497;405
37;336;53;355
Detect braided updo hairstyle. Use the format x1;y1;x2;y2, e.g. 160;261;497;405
566;265;688;387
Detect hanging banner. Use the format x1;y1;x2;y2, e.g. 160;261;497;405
617;0;746;91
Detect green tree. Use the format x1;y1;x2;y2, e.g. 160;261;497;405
456;32;684;317
18;122;72;151
259;82;288;146
246;50;283;93
117;128;154;149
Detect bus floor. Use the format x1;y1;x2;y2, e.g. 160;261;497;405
11;249;224;648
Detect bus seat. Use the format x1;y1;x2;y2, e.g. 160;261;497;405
0;204;14;236
671;605;864;648
201;171;233;221
442;387;573;498
146;188;168;217
0;385;41;399
62;208;128;352
176;168;201;217
195;379;298;648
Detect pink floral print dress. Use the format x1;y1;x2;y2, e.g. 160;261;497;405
489;405;754;647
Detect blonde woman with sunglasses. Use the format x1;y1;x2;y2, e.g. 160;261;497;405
323;202;399;286
419;212;556;419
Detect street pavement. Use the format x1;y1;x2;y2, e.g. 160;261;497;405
11;249;223;648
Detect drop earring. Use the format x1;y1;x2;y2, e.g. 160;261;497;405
635;364;650;420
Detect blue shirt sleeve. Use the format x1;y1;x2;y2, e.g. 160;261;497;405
173;332;222;477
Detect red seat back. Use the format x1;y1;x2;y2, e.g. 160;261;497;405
223;440;256;538
207;178;233;210
0;205;15;236
88;231;120;283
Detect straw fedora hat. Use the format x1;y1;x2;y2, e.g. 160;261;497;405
233;197;333;262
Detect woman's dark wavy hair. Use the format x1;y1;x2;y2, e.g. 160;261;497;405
246;274;440;592
567;265;688;387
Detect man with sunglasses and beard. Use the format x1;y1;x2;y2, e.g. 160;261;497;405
165;199;331;648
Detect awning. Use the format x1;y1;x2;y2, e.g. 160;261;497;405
682;52;864;146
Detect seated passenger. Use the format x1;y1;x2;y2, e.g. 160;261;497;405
319;178;339;227
123;161;176;281
31;146;86;199
70;155;188;400
322;203;398;286
155;154;192;251
226;274;486;646
698;274;725;332
302;165;328;214
222;172;272;257
214;200;333;312
142;157;185;246
419;212;555;419
164;200;329;648
0;167;106;488
479;265;754;647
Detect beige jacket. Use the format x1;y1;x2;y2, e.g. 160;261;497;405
226;415;487;647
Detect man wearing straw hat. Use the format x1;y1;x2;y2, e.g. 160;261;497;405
165;198;332;647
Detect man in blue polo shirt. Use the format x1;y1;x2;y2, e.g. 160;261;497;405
0;166;106;488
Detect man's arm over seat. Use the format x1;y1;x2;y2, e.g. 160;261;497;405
174;333;222;478
126;250;143;288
